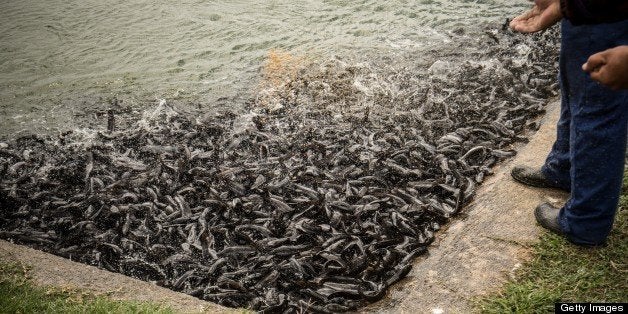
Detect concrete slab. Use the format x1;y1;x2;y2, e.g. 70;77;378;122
0;239;234;313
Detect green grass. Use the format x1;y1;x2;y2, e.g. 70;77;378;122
0;261;173;314
476;173;628;313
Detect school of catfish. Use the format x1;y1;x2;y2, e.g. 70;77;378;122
0;25;559;312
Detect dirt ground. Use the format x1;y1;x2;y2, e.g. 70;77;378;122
0;100;566;313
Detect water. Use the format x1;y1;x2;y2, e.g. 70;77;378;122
0;0;528;136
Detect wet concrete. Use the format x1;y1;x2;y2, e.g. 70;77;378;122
365;99;568;313
0;100;565;313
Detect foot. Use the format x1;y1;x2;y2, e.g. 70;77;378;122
511;165;568;191
534;203;563;235
534;203;606;248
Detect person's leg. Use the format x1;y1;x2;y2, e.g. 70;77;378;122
557;19;628;246
514;22;572;191
540;31;572;191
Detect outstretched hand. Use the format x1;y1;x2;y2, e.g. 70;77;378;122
583;46;628;90
510;0;562;33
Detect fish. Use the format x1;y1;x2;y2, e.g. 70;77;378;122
0;22;561;312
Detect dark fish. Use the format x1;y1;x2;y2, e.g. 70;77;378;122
0;23;560;313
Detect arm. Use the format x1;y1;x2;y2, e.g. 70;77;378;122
510;0;628;33
510;0;562;33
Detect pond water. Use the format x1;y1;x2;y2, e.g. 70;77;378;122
0;0;528;136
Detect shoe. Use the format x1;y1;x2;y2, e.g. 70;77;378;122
534;203;606;248
534;203;563;235
511;165;568;191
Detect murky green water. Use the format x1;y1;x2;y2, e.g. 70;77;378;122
0;0;527;136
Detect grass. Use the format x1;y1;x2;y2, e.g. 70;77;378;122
476;172;628;313
0;261;173;314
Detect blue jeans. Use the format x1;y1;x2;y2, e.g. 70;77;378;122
541;19;628;246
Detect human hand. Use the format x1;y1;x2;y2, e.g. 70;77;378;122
510;0;562;33
583;46;628;90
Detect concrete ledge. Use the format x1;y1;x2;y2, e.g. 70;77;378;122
0;240;233;313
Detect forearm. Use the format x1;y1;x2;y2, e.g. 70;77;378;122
560;0;628;25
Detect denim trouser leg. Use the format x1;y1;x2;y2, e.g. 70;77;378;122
540;71;572;191
546;19;628;246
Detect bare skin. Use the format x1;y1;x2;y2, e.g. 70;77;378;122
583;46;628;90
509;0;562;33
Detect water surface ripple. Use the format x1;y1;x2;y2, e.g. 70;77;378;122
0;0;527;135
